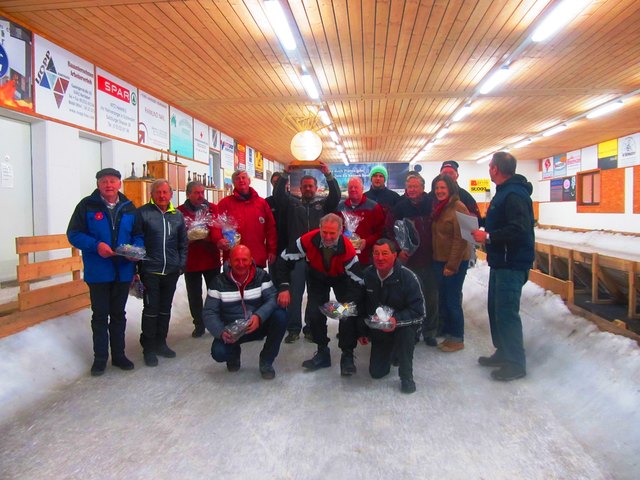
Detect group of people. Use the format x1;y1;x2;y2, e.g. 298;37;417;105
67;151;534;394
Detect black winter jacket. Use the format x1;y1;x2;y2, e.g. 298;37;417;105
136;201;187;275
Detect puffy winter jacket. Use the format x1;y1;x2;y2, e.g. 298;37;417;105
67;190;143;283
136;201;187;275
337;194;385;265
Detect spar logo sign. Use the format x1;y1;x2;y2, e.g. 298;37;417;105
98;75;137;106
36;50;70;108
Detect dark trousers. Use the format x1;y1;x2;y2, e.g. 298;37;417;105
434;260;469;341
488;268;528;371
411;265;439;338
286;259;309;334
184;269;218;328
369;325;418;381
306;275;361;351
88;282;130;360
140;272;180;351
211;307;288;364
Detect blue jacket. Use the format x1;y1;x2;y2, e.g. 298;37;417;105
484;174;535;270
67;190;143;283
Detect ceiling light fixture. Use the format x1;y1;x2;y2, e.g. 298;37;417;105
264;0;297;51
452;103;474;122
318;109;331;126
479;66;511;95
328;130;340;143
514;138;533;149
586;100;624;119
336;144;344;153
436;127;449;139
476;155;493;164
531;0;592;43
300;74;320;100
339;152;349;166
542;123;568;137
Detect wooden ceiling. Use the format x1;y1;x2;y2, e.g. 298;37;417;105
1;0;639;166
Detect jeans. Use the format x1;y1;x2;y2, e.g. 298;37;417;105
88;282;130;360
140;272;180;350
411;265;439;338
434;260;468;342
211;307;288;364
184;269;219;328
369;325;418;382
286;260;309;334
488;268;528;371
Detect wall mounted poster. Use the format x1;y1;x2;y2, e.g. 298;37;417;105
246;146;255;177
566;149;581;176
553;154;566;178
618;133;639;167
220;132;235;171
96;67;138;142
193;119;209;163
254;151;264;179
562;176;576;201
138;90;169;150
169;107;193;159
209;127;220;151
469;178;491;193
541;157;553;180
235;143;246;171
34;35;95;129
598;139;617;170
0;18;33;112
550;178;563;202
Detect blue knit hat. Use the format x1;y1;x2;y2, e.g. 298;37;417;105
369;165;388;181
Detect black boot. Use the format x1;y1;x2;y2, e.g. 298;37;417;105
90;358;107;377
340;350;356;376
156;342;176;358
302;346;331;370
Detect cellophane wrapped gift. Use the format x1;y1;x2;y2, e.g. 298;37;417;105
365;306;395;330
212;213;241;247
342;211;363;250
185;208;213;241
129;276;145;299
319;301;358;319
115;244;147;260
393;219;419;256
224;317;251;342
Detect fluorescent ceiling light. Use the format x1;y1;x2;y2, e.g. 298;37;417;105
479;66;511;95
514;138;533;149
452;103;474;122
300;74;320;100
339;152;349;165
531;0;591;43
476;155;492;164
586;100;624;119
328;130;339;143
264;0;297;51
436;127;449;139
336;144;344;153
542;124;568;137
318;109;331;126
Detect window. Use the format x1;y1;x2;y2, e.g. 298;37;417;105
578;170;600;205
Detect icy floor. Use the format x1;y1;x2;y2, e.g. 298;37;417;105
1;263;639;479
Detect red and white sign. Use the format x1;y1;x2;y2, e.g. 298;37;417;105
96;67;138;142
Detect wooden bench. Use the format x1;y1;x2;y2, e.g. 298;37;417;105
0;234;90;339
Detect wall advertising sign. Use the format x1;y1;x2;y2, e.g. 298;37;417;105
550;178;563;202
169;107;193;158
0;18;33;112
34;35;95;129
469;178;491;193
220;132;235;171
235;143;246;171
597;139;617;170
540;157;553;180
562;176;576;201
618;133;639;167
138;90;169;150
96;68;138;142
553;154;566;178
209;127;220;151
566;149;581;175
254;151;264;179
246;146;255;177
193;119;209;163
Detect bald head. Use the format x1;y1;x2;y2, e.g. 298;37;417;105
229;244;253;278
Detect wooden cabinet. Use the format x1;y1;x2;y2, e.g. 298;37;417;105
123;179;153;208
206;188;225;204
147;160;187;191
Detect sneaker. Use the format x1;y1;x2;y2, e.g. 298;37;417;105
90;359;107;377
284;332;300;344
143;351;158;367
112;356;135;370
192;325;205;338
438;340;464;353
400;379;416;394
156;344;176;358
424;337;438;347
491;364;526;381
227;346;241;372
340;351;357;376
259;362;276;380
302;347;331;370
478;353;507;367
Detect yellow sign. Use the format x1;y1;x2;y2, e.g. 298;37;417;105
469;178;491;192
597;139;617;159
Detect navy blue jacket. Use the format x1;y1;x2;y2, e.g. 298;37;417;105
484;174;535;270
67;190;143;283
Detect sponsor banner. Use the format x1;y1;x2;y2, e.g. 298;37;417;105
193;119;209;163
138;90;169;149
209;149;220;187
329;163;410;193
220;133;235;171
566;149;581;175
235;143;246;171
550;178;563;202
209;127;220;151
0;18;33;112
553;153;566;178
597;139;617;170
34;34;95;129
469;178;490;193
541;156;553;180
618;133;639;167
562;176;576;201
255;151;264;179
169;106;193;158
246;146;255;177
96;67;137;142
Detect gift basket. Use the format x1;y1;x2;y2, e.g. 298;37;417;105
185;207;213;241
212;213;241;247
365;306;395;330
319;301;358;319
342;211;363;250
115;244;147;261
393;219;419;256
